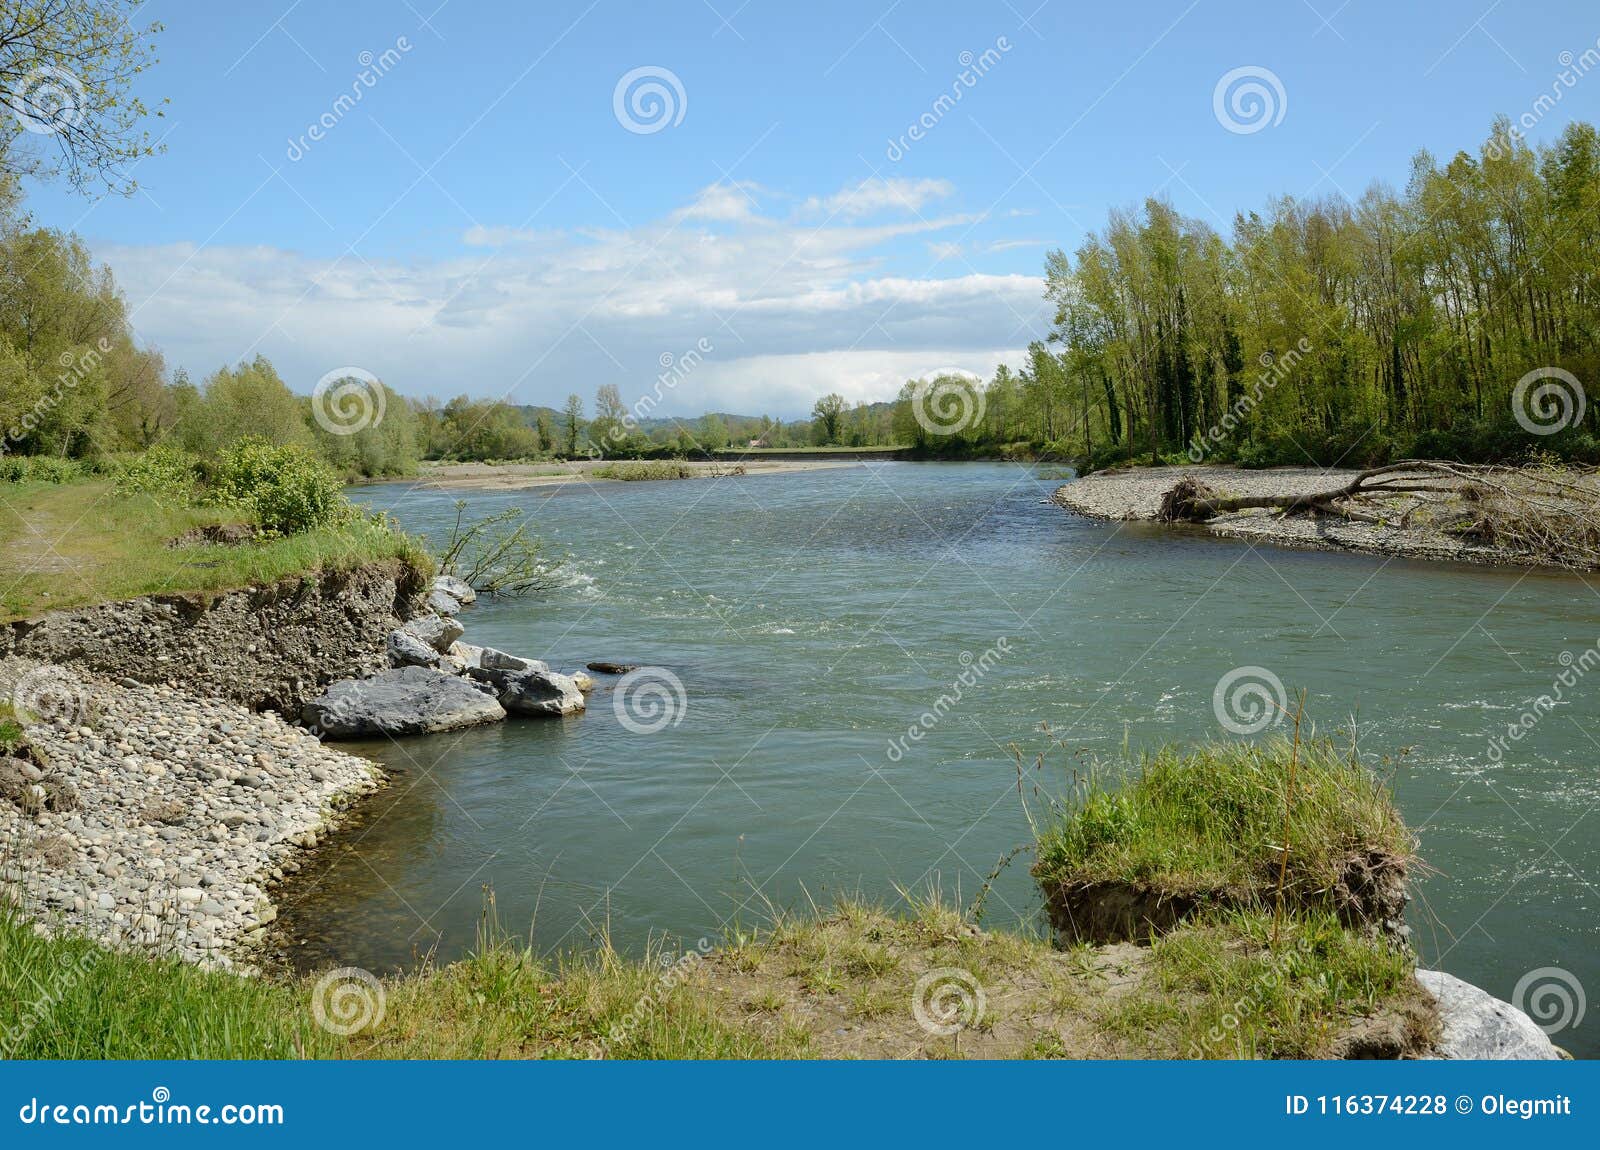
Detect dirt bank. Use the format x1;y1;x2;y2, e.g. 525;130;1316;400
1054;464;1599;569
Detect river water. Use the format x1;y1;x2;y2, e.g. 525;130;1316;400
282;462;1598;1056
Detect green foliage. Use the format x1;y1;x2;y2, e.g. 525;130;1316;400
115;443;200;500
308;379;420;479
436;500;561;596
0;1;166;196
205;438;350;535
1033;738;1412;904
0;454;93;483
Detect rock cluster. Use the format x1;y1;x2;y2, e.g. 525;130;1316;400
299;576;590;739
0;656;382;969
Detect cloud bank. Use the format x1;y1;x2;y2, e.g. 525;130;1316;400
102;177;1049;416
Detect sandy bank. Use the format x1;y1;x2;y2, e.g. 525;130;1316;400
1053;464;1547;568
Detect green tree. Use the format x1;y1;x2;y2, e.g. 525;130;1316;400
810;392;847;444
0;0;166;196
562;393;584;456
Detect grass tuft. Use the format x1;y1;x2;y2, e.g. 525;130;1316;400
1033;737;1413;909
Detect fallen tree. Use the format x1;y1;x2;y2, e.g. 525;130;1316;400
1157;461;1600;569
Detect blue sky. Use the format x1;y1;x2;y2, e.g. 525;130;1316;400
21;0;1600;416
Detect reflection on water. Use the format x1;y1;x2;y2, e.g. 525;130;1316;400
276;463;1600;1058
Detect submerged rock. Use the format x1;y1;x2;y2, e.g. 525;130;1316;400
586;661;640;674
469;665;585;716
432;574;477;605
449;642;545;674
1416;969;1560;1060
302;666;506;738
402;613;465;654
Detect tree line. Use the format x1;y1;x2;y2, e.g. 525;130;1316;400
821;118;1600;467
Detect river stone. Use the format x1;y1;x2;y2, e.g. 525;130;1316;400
470;667;585;716
301;667;506;738
402;613;465;654
432;574;477;605
428;588;465;616
387;629;440;669
570;671;594;693
1416;969;1559;1060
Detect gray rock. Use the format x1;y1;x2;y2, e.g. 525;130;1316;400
387;629;440;668
473;667;586;717
402;613;465;655
570;670;595;693
432;574;477;605
428;588;464;616
301;667;506;738
1417;969;1560;1060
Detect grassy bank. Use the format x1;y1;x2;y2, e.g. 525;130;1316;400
1;738;1432;1060
0;479;430;620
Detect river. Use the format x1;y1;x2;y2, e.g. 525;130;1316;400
281;462;1598;1057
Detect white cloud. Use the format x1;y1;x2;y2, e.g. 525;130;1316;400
101;179;1047;417
802;177;955;219
671;181;763;223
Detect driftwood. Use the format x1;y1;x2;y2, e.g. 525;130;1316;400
1158;461;1600;569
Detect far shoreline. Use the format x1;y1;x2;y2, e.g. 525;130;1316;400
408;458;862;491
1052;462;1600;573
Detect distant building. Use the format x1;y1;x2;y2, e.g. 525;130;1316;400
748;437;769;448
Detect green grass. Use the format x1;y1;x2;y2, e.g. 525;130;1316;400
591;461;745;481
0;906;336;1058
1098;909;1428;1059
0;904;800;1060
1032;737;1413;907
0;479;431;620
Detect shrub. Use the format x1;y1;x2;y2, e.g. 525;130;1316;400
117;445;202;501
0;455;91;484
206;438;351;535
